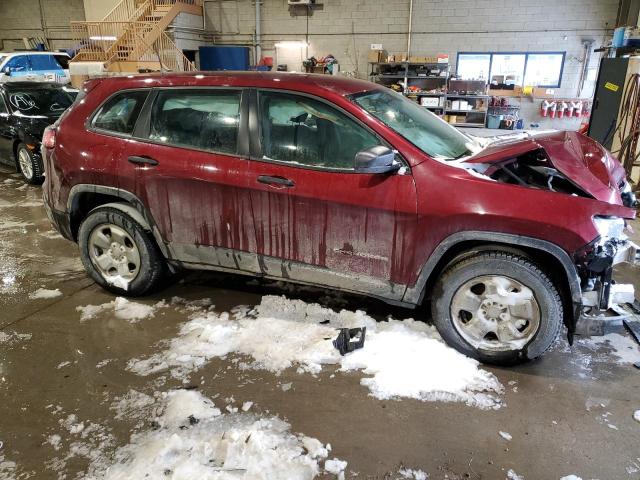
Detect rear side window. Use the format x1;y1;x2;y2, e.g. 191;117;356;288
148;89;241;154
29;55;63;71
93;91;148;135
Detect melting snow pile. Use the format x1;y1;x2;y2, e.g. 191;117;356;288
129;295;503;409
398;467;428;479
29;288;63;299
77;297;166;323
85;389;343;480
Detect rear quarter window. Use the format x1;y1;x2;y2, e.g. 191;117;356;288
92;90;149;135
29;55;64;71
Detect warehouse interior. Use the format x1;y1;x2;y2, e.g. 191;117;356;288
1;1;640;479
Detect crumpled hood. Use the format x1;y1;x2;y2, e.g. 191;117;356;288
464;130;626;205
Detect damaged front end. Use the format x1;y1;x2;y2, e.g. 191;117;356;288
574;217;640;328
461;131;639;336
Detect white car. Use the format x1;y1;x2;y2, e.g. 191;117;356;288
0;51;71;84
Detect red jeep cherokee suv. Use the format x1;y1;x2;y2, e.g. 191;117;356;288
42;72;638;365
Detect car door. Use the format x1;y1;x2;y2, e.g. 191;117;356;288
118;87;259;272
246;89;419;301
0;93;15;166
28;54;66;83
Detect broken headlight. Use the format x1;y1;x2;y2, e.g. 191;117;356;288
592;216;625;242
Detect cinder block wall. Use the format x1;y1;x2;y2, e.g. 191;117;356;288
204;0;619;129
0;0;86;51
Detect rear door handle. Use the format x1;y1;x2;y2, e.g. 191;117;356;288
257;175;294;188
128;155;159;166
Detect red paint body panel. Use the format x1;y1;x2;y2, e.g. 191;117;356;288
42;72;636;299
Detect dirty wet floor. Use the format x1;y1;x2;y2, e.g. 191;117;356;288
1;166;640;480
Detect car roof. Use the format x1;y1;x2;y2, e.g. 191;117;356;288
89;71;382;97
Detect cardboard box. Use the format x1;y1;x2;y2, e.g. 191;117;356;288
394;52;408;62
420;96;441;107
532;87;556;98
368;49;387;63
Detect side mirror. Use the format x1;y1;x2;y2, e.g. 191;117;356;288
354;145;401;174
2;67;11;76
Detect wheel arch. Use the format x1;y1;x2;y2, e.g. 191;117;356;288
404;231;582;335
67;184;170;259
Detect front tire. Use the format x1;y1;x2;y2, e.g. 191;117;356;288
431;251;562;365
78;206;166;296
17;143;43;184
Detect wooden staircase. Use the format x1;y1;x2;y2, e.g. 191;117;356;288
70;0;202;73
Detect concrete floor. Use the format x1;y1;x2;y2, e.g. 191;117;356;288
1;166;640;480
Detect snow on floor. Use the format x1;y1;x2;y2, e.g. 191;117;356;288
29;287;63;299
79;389;343;480
128;295;504;409
0;331;31;345
77;297;166;323
397;467;428;480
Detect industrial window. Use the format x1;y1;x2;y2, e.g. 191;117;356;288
259;91;379;170
523;53;565;88
148;89;240;155
456;54;491;81
93;91;149;135
456;52;566;88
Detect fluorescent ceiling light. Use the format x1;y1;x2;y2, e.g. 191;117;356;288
89;35;117;41
274;41;308;48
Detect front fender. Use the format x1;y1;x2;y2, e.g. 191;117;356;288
403;231;583;337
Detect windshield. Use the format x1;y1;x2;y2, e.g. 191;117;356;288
7;88;74;117
352;89;481;160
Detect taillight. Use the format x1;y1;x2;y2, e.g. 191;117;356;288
43;127;56;149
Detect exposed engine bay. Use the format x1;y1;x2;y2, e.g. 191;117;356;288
467;148;593;198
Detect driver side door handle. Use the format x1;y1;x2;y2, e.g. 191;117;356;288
128;155;159;166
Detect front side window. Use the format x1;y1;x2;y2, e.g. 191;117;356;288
148;89;240;154
93;91;148;134
259;91;380;170
352;89;480;161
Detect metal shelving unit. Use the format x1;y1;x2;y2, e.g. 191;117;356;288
444;93;489;127
369;61;449;114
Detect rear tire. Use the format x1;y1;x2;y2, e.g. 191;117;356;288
78;206;166;296
431;251;562;365
16;143;43;184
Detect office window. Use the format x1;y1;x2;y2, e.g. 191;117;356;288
490;54;526;87
456;54;491;81
457;52;565;88
524;53;565;87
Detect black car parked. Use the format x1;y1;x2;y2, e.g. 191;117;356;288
0;82;75;184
